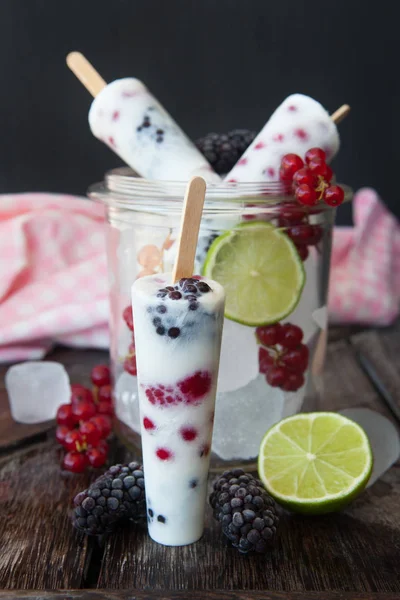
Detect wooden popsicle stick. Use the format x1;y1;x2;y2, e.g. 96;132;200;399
66;52;106;97
172;177;207;283
331;104;351;124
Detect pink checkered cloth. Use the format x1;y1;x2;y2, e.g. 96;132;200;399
0;189;398;363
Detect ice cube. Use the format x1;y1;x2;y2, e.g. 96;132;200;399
285;250;320;343
212;374;286;460
114;371;141;433
5;361;71;424
217;318;259;393
312;305;328;331
340;408;400;488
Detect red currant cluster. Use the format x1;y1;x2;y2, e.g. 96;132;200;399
122;305;137;376
56;365;113;473
277;203;322;262
257;322;308;392
280;147;345;207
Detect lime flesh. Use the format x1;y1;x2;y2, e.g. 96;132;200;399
258;412;373;514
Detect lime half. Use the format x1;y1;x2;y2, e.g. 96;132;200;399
258;412;373;514
202;221;305;326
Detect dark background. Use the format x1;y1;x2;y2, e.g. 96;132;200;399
0;0;398;225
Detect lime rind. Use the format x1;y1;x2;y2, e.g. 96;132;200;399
258;412;373;515
202;221;305;327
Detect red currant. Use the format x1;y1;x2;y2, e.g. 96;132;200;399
87;446;108;468
98;384;112;403
55;425;72;447
266;366;288;387
123;354;137;376
122;305;134;331
287;224;322;246
72;400;97;422
292;168;317;188
282;372;305;392
56;404;76;428
70;384;94;406
258;346;274;375
307;157;329;178
295;244;309;262
256;323;282;347
305;147;326;164
295;184;318;206
279;154;304;181
278;203;306;225
64;429;85;452
63;451;88;473
79;421;102;446
321;164;333;183
278;324;304;349
324;185;345;207
97;401;114;416
91;365;111;388
282;346;309;372
90;415;112;438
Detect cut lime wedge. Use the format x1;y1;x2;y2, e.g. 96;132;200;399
202;221;305;326
258;412;373;514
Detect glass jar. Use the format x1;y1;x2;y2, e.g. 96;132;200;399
89;168;352;471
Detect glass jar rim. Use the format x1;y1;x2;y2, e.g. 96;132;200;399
88;167;352;214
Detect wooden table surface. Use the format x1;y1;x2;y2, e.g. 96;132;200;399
0;325;399;599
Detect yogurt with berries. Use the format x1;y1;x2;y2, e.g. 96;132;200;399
132;273;225;546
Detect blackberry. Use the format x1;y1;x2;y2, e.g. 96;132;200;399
210;469;279;554
72;462;146;536
196;129;257;175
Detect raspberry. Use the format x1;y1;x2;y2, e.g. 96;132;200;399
144;371;212;407
123;354;137;376
122;305;134;331
180;426;198;441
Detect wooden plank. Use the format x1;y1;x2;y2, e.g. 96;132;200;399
1;592;399;600
97;340;400;593
0;347;109;450
350;325;400;417
0;438;100;589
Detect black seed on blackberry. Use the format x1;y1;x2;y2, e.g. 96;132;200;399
156;326;165;335
111;490;124;500
253;496;264;509
76;506;87;517
121;466;130;472
82;497;95;511
189;302;198;311
262;528;273;541
168;327;180;338
92;506;104;517
169;291;182;300
157;515;166;523
197;282;211;293
102;489;110;497
156;304;167;314
137;478;145;489
148;508;154;517
231;498;243;509
236;488;247;499
128;486;141;500
89;488;101;499
97;496;106;507
112;479;123;489
219;492;230;504
222;514;232;526
232;512;244;527
123;476;135;489
77;517;86;527
107;497;119;511
229;484;240;495
133;470;143;478
222;503;231;514
153;317;162;326
253;517;264;530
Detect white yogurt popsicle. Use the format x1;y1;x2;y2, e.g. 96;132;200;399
224;94;340;182
89;78;220;182
132;273;225;546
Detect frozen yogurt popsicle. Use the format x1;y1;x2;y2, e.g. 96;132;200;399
88;78;220;182
224;94;340;182
132;273;225;546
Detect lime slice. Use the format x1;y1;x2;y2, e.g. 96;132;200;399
258;412;373;514
202;221;305;326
